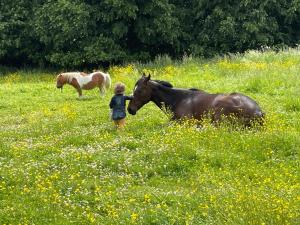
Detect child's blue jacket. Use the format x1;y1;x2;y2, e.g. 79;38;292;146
109;94;133;120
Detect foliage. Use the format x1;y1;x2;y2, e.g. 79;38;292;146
0;0;300;67
0;49;299;224
0;0;37;65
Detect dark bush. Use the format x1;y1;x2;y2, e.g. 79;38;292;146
0;0;299;68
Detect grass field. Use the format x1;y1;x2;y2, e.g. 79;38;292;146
0;49;299;224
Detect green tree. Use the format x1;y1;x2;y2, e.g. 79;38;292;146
0;0;299;67
0;0;39;65
187;0;300;57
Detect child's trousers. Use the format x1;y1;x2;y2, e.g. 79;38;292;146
114;118;126;128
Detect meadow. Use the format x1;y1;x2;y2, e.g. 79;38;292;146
0;49;299;224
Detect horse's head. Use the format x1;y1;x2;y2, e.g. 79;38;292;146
128;73;153;115
56;73;67;89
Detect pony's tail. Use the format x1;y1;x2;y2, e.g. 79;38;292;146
104;73;111;90
100;72;111;97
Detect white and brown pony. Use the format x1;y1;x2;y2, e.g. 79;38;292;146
56;71;111;97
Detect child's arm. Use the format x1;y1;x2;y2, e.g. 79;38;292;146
109;97;115;109
124;95;134;100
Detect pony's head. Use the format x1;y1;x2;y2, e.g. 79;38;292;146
128;73;173;115
56;73;67;89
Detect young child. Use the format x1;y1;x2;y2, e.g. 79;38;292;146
109;83;133;128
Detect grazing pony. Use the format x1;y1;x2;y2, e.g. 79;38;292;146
56;71;111;97
128;73;265;126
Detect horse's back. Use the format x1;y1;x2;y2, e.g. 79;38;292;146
175;92;217;119
229;92;263;114
90;71;109;78
211;92;264;124
81;71;109;90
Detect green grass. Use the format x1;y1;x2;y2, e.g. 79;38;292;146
0;49;300;224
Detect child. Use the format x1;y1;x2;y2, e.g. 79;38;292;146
109;83;133;128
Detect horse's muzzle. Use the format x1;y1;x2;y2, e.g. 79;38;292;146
127;107;136;115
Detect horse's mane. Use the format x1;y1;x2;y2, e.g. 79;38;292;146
60;72;81;83
153;80;173;88
149;78;207;94
153;80;204;92
189;88;200;91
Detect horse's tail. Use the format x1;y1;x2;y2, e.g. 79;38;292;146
99;72;111;97
104;72;111;90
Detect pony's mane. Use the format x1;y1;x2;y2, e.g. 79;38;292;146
153;80;173;88
60;72;81;83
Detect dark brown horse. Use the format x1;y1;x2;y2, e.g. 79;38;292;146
127;74;264;126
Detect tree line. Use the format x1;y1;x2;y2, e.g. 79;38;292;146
1;0;299;68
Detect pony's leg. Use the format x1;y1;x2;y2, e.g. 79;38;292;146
77;89;83;98
99;87;105;97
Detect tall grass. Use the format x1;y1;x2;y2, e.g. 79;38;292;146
0;49;299;224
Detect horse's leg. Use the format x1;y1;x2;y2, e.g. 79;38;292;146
69;78;83;98
212;108;224;126
99;87;105;97
170;115;177;121
77;88;83;98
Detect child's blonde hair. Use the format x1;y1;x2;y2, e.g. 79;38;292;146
114;82;125;94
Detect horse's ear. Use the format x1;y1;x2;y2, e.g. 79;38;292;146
142;72;146;77
145;74;151;83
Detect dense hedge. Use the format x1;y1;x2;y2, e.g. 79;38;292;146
1;0;299;68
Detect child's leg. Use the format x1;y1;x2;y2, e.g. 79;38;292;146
119;118;126;128
114;118;126;128
114;120;119;128
114;118;125;128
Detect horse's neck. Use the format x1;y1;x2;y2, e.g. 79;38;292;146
64;72;93;88
63;73;79;84
151;85;186;110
